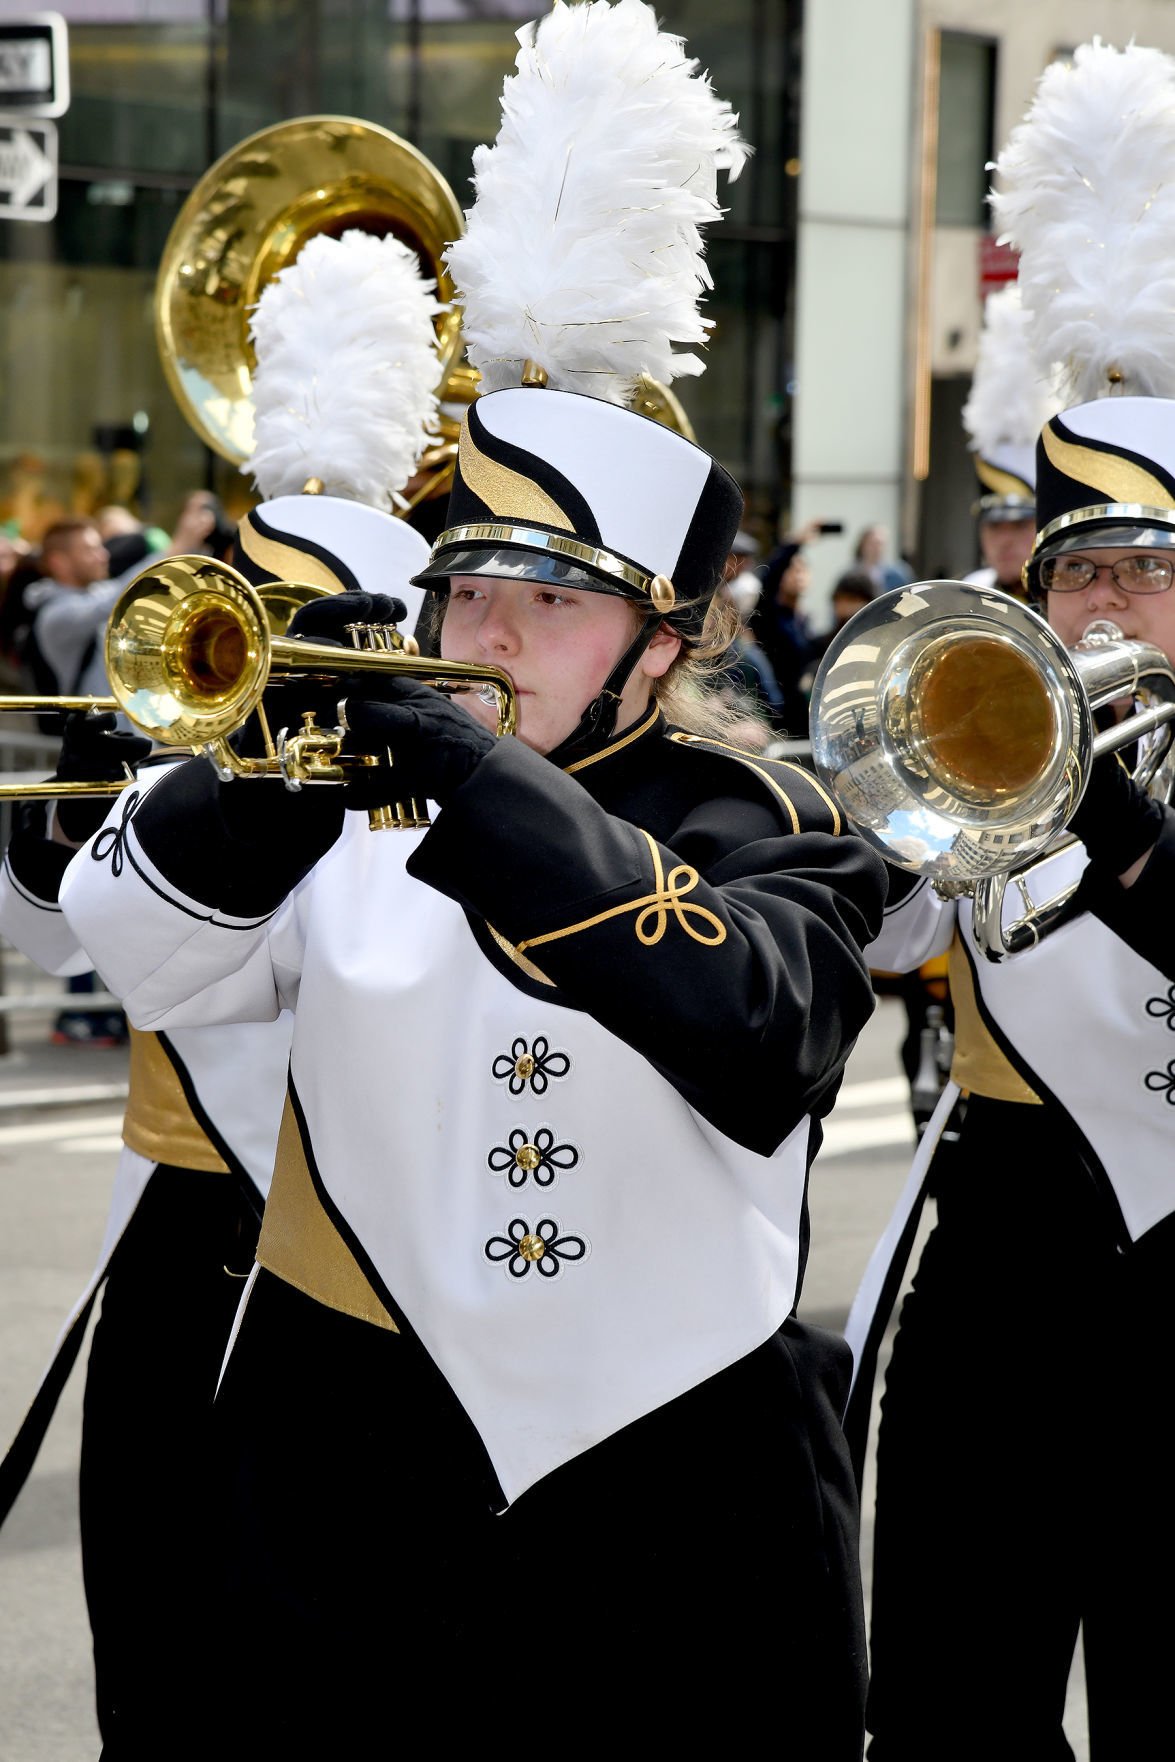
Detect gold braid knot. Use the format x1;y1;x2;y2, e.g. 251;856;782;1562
515;830;727;955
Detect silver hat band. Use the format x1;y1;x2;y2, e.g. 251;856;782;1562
430;522;653;598
1034;502;1175;553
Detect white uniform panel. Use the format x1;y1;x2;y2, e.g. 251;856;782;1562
292;815;810;1504
865;876;955;973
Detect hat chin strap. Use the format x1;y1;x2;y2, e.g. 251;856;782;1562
547;619;659;768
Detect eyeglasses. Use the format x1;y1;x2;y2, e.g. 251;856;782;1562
1039;554;1175;595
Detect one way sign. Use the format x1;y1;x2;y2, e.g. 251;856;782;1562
0;118;57;221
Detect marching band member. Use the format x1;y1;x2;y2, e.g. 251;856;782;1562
61;4;887;1750
960;284;1056;598
849;43;1175;1759
0;723;291;1757
0;225;443;1754
888;292;1064;1131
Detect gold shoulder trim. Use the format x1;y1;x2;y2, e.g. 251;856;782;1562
670;733;844;835
236;513;349;594
257;1093;398;1331
948;932;1041;1106
1041;424;1172;510
459;421;574;532
122;1027;229;1173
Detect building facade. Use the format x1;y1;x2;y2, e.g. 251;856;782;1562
792;0;1175;605
0;0;801;552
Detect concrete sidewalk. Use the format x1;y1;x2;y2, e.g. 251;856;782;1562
0;951;128;1112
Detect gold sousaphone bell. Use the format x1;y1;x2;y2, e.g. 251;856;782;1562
155;114;470;475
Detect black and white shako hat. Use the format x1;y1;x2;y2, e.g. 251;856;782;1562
962;286;1056;525
412;0;748;643
413;388;742;639
992;41;1175;584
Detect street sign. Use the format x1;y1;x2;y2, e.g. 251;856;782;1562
0;14;69;119
0;118;57;222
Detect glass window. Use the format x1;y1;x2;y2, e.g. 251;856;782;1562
935;33;995;228
1;0;800;560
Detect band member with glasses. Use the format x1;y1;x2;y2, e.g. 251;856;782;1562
856;42;1175;1760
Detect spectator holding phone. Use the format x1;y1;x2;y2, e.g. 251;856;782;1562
752;517;840;735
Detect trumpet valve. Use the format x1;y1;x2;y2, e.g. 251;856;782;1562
343;621;419;657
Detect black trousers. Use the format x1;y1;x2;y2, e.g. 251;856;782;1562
200;1271;868;1756
866;1097;1175;1761
79;1165;261;1761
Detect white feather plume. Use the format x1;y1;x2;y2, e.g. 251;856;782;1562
247;230;444;509
444;0;750;404
992;39;1175;405
961;286;1059;453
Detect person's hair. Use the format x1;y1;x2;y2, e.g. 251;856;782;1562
653;594;770;742
185;491;236;560
831;567;875;602
40;518;97;560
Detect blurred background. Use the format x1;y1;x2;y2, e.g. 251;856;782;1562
5;0;1174;628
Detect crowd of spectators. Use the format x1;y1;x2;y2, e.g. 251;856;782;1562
0;492;237;1046
714;520;917;745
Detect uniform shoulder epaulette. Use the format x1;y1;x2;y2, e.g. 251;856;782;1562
667;732;844;836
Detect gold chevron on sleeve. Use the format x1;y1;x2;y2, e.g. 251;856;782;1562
257;1094;398;1331
1041;424;1173;509
459;421;575;531
236;514;350;594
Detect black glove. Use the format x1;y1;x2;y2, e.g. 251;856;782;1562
220;592;412;856
236;591;410;758
1068;749;1165;873
54;712;153;844
341;681;496;812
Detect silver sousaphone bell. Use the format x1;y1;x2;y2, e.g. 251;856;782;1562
808;580;1175;960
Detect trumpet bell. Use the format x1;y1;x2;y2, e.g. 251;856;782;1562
105;558;271;744
904;630;1057;801
809;581;1092;885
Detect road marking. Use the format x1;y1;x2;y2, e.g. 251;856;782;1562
819;1112;915;1159
832;1076;909;1111
0;1084;127;1113
0;1113;125;1148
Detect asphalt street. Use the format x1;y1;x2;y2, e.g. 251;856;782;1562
0;990;1089;1759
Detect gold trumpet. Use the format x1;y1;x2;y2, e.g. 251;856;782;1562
0;582;351;805
98;556;515;831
